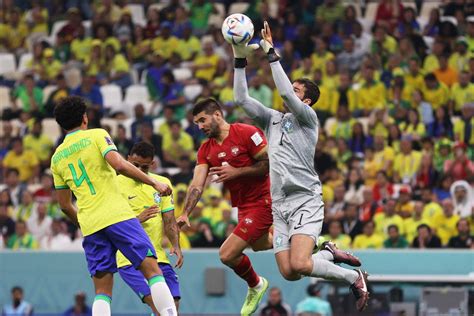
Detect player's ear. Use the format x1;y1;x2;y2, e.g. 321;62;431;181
302;98;312;105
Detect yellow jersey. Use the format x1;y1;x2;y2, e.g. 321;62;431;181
433;213;460;245
3;149;39;182
450;83;474;112
404;217;431;244
373;213;405;237
352;234;384;249
51;129;134;236
116;174;174;267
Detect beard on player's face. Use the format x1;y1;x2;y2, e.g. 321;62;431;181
207;117;220;138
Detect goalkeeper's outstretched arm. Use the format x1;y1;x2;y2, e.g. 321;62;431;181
232;45;273;128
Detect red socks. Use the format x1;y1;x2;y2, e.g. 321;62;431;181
232;254;260;288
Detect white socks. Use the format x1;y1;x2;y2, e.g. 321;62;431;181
311;256;359;284
92;294;111;316
313;249;334;261
149;275;177;315
251;276;264;289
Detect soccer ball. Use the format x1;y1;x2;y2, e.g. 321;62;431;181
221;13;254;45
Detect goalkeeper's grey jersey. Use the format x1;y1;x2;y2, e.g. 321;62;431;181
234;62;322;201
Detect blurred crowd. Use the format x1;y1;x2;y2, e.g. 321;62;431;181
0;0;474;251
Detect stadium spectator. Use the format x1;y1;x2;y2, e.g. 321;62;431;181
404;200;432;243
374;198;404;238
295;283;332;316
428;106;453;139
412;223;442;248
7;219;38;250
393;137;422;185
450;180;474;218
171;156;194;185
9;74;44;119
189;0;216;36
444;142;474;181
94;0;121;24
44;74;70;117
190;218;221;248
146;52;169;103
2;286;33;316
337;36;365;74
114;124;133;158
2;138;39;183
359;187;380;222
152;70;186;119
130;103;153;141
6;7;27;56
3;169;26;208
103;42;132;89
434;54;458;88
249;74;273;109
14;190;35;222
395;186;415;218
162;121;194;167
213;208;236;241
192;38;220;83
383;224;409;248
200;188;231;227
347;122;372;156
26;202;52;244
0;203;15;245
340;202;363;240
23;119;54;170
177;23;201;61
137;122;163;164
353;220;384;249
372;171;394;203
453;103;474;146
321;220;351;250
422;73;450;111
448;218;474;248
62;292;91;316
71;74;104;125
259;287;292;316
40;218;72;250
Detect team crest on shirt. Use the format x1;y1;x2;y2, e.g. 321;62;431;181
105;136;114;145
231;146;239;156
275;235;283;247
281;119;294;133
153;192;161;204
244;218;253;225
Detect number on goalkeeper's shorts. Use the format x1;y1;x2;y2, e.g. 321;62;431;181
68;159;96;195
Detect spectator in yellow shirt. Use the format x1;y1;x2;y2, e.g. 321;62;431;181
162;121;195;167
434;54;458;88
352;221;384;249
329;105;355;140
449;38;471;73
320;220;352;250
420;188;443;221
373;135;395;175
423;40;444;73
94;0;122;24
176;24;201;61
404;58;425;96
357;65;386;116
434;199;460;245
291;57;313;81
6;8;27;54
192;39;220;83
201;189;231;227
23;119;53;170
453;103;474;146
152;21;179;60
393;137;422;184
7;220;38;250
41;48;63;84
71;26;92;62
395;186;415;218
103;43;132;89
450;71;474;114
422;73;450;110
373;199;405;238
399;109;426;141
25;3;48;35
2;138;39;183
310;37;334;73
404;201;433;244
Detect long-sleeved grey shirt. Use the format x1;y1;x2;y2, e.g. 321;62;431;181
234;61;322;201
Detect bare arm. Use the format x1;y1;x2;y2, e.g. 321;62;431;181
105;150;171;195
56;189;79;227
208;146;269;183
177;164;208;227
234;68;273;128
163;210;183;268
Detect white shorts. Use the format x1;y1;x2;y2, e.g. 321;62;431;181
272;193;324;253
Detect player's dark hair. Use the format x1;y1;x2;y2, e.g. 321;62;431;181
54;96;87;131
294;78;320;106
192;98;223;116
130;141;155;159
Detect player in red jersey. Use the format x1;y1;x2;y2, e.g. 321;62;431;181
177;98;272;315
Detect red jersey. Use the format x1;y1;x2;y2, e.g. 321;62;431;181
197;123;271;209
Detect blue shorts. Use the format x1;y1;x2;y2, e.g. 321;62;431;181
119;263;181;301
82;218;156;276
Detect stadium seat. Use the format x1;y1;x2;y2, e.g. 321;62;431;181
127;4;146;26
364;2;378;21
82;20;92;37
148;3;167;14
130;68;139;85
48;20;67;45
183;84;203;101
123;84;152;115
17;53;32;73
209;14;224;27
229;2;250;14
0;86;12;112
0;53;16;75
42;118;61;143
172;68;192;82
42;85;57;103
402;1;417;13
101;118;120;137
140;69;148;84
100;84;123;113
214;3;226;16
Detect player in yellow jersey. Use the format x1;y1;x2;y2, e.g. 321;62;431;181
116;142;183;314
50;96;177;316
